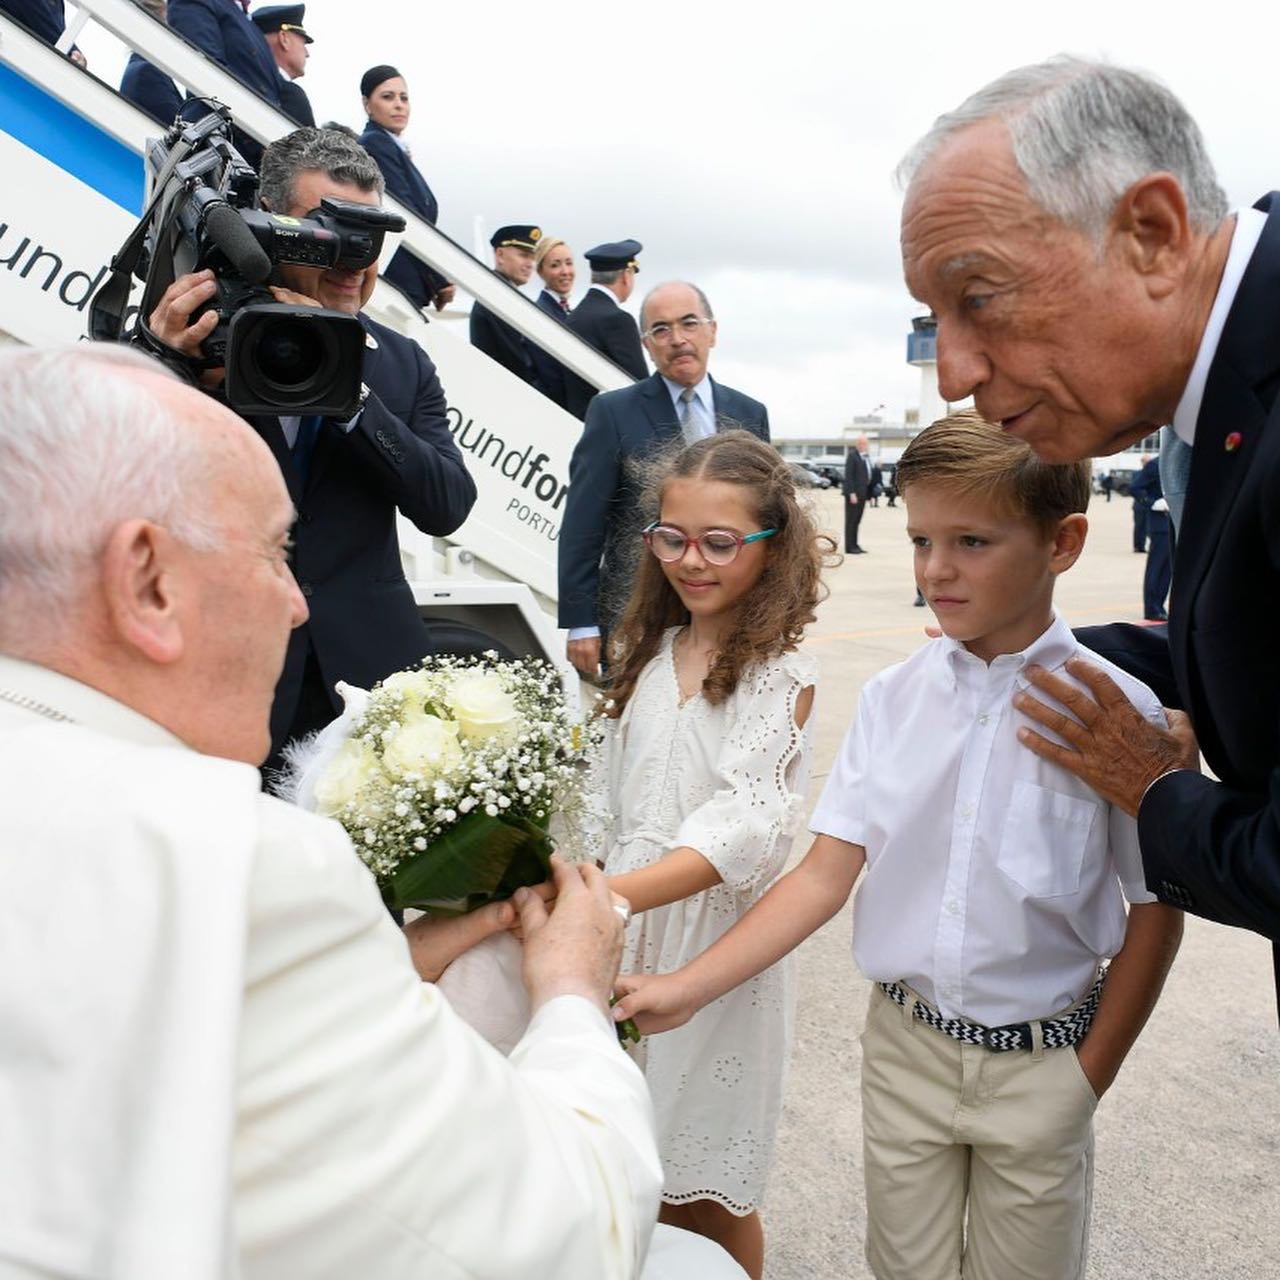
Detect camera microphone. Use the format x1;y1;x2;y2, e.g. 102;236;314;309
199;194;273;284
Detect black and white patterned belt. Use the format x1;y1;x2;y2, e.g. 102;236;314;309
876;973;1105;1053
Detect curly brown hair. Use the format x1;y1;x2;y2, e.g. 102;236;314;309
603;430;837;717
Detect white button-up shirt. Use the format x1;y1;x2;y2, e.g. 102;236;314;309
811;613;1161;1026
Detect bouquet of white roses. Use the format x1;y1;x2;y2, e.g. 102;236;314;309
283;653;598;915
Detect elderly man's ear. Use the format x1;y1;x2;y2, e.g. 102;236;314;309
100;520;187;665
1111;173;1193;297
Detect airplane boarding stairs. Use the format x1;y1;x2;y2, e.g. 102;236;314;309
0;0;637;681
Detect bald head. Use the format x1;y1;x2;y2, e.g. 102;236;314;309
0;344;305;763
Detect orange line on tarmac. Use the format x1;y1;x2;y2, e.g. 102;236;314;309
809;600;1145;646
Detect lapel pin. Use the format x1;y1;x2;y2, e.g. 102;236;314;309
1224;431;1242;452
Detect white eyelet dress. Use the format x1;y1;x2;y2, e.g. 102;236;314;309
599;629;818;1215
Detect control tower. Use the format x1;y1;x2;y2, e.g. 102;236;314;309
907;313;946;430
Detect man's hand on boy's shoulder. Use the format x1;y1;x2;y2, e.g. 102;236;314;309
1012;658;1199;817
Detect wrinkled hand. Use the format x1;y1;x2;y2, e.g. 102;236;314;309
1013;658;1200;817
403;899;516;983
515;854;623;1015
610;970;700;1035
567;636;602;680
433;284;456;311
148;269;220;357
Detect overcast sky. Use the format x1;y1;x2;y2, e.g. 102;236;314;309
82;0;1278;437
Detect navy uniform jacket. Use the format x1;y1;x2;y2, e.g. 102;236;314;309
168;0;281;169
249;316;477;756
558;373;770;630
0;0;63;41
1080;193;1280;1002
529;287;571;411
564;288;647;418
120;53;183;126
469;295;539;388
360;120;448;311
168;0;281;104
278;76;315;127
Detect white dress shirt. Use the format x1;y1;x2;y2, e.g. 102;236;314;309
810;614;1162;1026
0;656;661;1279
1171;206;1267;446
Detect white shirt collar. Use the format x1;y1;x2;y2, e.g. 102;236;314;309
940;610;1076;691
389;130;411;154
1171;206;1267;446
588;284;618;303
661;372;713;415
0;653;186;748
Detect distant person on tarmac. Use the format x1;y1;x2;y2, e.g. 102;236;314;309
842;435;871;554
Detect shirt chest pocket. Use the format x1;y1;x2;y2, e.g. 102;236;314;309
996;781;1099;898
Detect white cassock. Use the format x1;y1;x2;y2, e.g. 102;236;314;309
0;655;675;1280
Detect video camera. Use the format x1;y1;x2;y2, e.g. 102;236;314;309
90;104;405;416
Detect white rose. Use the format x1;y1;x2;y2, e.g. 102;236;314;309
314;739;382;816
382;714;463;781
447;671;522;745
378;668;436;715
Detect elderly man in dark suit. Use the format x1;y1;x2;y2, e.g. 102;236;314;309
899;56;1280;1015
142;128;475;766
564;239;648;419
842;435;871;554
558;280;769;679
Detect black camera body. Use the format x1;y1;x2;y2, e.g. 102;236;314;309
90;106;405;417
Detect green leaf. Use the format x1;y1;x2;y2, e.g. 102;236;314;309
382;810;553;915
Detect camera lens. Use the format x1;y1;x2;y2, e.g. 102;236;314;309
255;318;324;389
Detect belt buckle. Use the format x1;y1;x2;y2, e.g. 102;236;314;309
982;1021;1030;1052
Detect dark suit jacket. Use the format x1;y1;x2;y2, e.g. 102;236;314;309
558;373;770;629
843;451;870;499
0;0;64;42
1082;194;1280;998
278;76;315;127
564;288;647;418
1129;455;1162;508
529;288;571;410
359;120;447;311
120;52;183;126
168;0;282;105
251;316;477;755
469;295;538;388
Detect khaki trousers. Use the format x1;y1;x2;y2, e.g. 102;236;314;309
860;985;1097;1280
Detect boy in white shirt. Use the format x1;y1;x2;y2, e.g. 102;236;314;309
611;410;1186;1280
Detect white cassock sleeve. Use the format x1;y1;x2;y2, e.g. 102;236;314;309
235;797;662;1280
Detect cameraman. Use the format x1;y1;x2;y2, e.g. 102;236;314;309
146;127;476;771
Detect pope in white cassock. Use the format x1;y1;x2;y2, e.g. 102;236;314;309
0;344;745;1280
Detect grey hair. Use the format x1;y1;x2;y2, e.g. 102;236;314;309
639;281;716;331
0;344;223;636
258;127;385;213
896;56;1228;241
591;268;623;286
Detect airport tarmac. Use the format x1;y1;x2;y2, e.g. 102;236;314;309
760;488;1279;1279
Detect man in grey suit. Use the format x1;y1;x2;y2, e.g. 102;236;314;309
558;281;770;679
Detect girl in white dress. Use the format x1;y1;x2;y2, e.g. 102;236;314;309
597;431;833;1279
